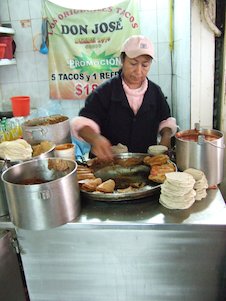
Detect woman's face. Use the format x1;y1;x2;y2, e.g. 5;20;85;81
122;55;152;88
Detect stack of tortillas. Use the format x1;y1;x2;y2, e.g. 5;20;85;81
183;168;208;201
159;172;196;209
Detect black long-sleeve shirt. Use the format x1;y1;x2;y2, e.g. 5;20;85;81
79;73;171;153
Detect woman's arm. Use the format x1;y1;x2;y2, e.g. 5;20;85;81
159;127;172;148
158;117;177;148
78;126;113;161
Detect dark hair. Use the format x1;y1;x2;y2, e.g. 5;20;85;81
120;52;126;62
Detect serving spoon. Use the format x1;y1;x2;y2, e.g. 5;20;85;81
40;19;48;55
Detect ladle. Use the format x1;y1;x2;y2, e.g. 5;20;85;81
40;19;48;55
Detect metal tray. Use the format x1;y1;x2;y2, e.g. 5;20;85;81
81;183;161;202
80;153;162;202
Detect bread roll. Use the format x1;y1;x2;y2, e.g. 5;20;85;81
81;178;102;192
96;179;115;193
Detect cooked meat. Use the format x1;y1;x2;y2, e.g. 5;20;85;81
148;162;176;183
77;173;96;181
114;157;144;167
48;158;70;172
143;154;169;167
32;141;53;157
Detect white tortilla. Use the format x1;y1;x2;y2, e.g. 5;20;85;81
194;177;208;190
165;172;195;187
160;188;196;203
195;190;207;201
161;182;194;196
184;168;205;181
159;194;196;209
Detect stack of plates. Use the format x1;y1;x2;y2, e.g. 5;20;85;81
184;168;208;201
159;172;196;209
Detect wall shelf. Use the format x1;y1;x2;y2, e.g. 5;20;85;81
0;26;15;35
0;26;16;65
0;58;16;66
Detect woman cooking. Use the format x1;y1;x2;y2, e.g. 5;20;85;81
70;35;177;160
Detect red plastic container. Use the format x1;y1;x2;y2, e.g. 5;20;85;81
0;36;13;59
11;96;30;117
0;43;6;59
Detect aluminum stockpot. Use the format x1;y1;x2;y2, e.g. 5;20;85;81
22;115;72;145
0;142;56;217
1;158;80;230
0;160;8;216
175;128;225;186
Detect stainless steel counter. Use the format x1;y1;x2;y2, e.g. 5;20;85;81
1;189;226;301
1;188;225;230
66;188;226;228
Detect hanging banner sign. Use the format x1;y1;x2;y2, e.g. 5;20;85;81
44;0;140;100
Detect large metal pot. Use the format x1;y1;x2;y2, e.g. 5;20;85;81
0;161;8;216
175;127;225;186
1;158;80;230
22;115;72;145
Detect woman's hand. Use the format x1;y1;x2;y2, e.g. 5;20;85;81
91;134;113;161
78;126;113;161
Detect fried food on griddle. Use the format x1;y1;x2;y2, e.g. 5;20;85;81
130;182;146;189
77;165;96;181
148;162;176;183
117;186;135;193
81;178;102;192
48;158;70;172
77;165;92;173
86;157;114;170
87;156;144;170
96;179;116;193
114;157;144;167
77;173;96;181
143;154;169;167
116;182;146;193
32;141;53;157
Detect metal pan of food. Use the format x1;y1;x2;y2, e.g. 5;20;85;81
79;153;173;202
21;115;72;145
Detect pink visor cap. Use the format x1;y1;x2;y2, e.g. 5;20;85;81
121;35;155;59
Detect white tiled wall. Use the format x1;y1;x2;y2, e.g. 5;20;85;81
173;0;191;130
0;0;190;126
139;0;173;108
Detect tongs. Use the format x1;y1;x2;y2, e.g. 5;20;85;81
76;155;89;166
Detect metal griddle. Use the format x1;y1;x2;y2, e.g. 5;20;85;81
80;153;161;202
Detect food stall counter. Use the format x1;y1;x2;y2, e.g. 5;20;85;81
65;188;226;229
0;189;226;301
0;188;226;229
